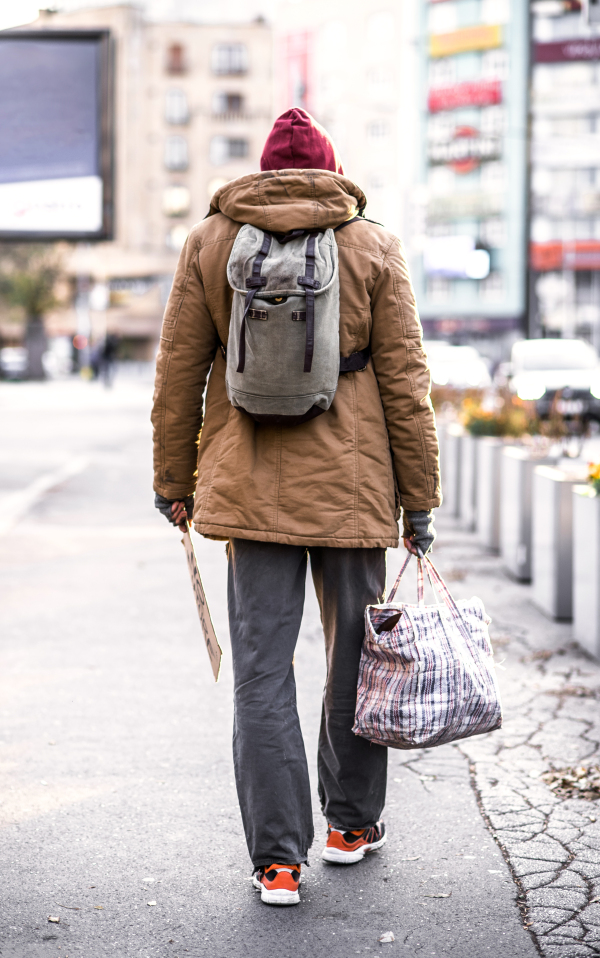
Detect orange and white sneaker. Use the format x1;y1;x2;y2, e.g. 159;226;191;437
252;863;301;905
321;821;387;864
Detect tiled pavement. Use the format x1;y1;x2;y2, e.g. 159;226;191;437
408;513;600;958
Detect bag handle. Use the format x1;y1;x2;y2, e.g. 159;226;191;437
386;552;426;605
386;553;471;644
421;557;472;645
386;552;411;602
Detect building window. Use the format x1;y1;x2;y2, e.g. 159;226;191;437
164;135;189;171
480;271;504;303
163;186;191;217
426;276;452;304
211;43;248;75
166;43;186;75
367;67;394;103
368;120;390;140
165;89;189;125
210;135;249;165
212;91;244;115
166;224;189;251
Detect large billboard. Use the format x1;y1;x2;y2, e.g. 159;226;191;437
413;0;529;334
0;30;114;241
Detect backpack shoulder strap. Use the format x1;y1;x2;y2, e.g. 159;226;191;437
236;231;271;374
296;232;321;374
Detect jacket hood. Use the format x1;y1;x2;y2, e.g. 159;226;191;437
260;108;344;174
208;170;367;233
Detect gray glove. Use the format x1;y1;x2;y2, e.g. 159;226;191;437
403;509;436;557
154;493;194;526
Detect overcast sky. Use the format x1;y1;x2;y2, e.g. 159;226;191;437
0;0;284;30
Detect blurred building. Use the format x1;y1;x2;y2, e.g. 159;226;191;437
272;1;419;238
407;0;529;356
529;0;600;348
23;5;272;359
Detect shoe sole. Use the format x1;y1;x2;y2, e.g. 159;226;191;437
252;874;300;906
321;833;387;864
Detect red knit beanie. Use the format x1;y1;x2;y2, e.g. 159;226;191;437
260;108;344;174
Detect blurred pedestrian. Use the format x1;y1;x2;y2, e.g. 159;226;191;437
101;333;119;388
90;341;102;379
152;108;441;905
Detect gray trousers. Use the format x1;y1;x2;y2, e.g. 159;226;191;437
227;538;388;868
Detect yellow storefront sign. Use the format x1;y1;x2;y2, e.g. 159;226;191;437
429;24;503;59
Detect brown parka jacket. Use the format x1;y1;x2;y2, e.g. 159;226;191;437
152;170;441;548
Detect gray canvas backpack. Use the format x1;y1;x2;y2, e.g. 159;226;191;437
225;224;366;425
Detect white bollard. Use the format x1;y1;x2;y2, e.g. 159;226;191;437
441;423;463;518
532;465;582;621
459;433;478;531
500;447;557;582
476;438;503;551
573;485;600;658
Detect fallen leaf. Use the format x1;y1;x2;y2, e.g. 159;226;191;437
47;916;60;924
541;765;600;800
378;931;395;943
147;901;157;906
423;893;451;898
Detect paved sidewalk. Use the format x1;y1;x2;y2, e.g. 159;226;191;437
428;518;600;958
0;378;598;957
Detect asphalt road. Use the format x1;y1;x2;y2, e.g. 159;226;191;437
0;374;539;958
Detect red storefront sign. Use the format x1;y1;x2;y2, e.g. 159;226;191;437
428;79;502;113
531;240;600;271
428;126;501;174
535;38;600;63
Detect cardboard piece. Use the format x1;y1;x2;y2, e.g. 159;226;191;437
182;525;222;681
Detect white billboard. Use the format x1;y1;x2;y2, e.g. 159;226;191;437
0;30;113;241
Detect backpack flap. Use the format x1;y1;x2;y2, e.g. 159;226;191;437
225;225;340;424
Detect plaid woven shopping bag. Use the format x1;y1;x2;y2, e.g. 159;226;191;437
353;554;502;749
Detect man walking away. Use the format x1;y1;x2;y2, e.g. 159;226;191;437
152;108;441;906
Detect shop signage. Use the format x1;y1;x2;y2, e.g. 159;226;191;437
428;126;502;173
531;240;600;272
534;38;600;63
428;79;502;113
429;24;503;58
427;191;504;222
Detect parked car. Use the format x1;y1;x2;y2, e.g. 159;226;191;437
423;341;492;389
0;347;27;380
509;338;600;420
